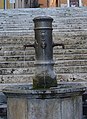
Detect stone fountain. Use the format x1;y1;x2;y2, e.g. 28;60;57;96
3;16;86;119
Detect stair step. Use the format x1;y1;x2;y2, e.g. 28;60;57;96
0;73;87;83
0;66;87;75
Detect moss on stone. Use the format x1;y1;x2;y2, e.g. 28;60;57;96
33;75;57;89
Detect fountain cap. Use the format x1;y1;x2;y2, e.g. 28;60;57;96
33;16;53;22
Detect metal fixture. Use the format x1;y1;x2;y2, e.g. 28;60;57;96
24;16;64;89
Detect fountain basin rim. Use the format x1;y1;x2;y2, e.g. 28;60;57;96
3;82;87;99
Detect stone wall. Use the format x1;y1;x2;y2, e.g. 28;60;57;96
0;7;87;84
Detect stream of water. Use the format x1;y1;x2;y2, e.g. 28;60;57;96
24;50;26;69
42;48;46;88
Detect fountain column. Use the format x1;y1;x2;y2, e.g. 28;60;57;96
24;16;64;89
33;16;57;89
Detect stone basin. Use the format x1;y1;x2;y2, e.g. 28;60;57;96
3;82;86;98
3;82;86;119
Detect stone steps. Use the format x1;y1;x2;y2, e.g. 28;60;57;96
0;8;87;17
0;30;87;37
0;7;87;83
0;59;87;68
0;66;87;75
0;51;87;60
0;48;87;56
0;37;86;49
0;55;35;62
0;19;87;31
0;75;33;83
55;60;87;66
0;25;86;32
0;61;34;68
0;54;87;62
1;18;87;25
0;34;86;43
0;72;87;83
0;8;87;35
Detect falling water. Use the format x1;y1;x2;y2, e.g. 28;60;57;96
23;49;26;69
42;48;46;89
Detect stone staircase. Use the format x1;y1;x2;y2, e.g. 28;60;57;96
0;7;87;84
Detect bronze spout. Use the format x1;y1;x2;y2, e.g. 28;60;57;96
24;43;35;49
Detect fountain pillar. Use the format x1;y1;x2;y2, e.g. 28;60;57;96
24;16;64;89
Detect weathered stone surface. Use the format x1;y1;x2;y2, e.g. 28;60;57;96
0;75;33;83
6;97;83;119
7;98;27;119
3;83;86;119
